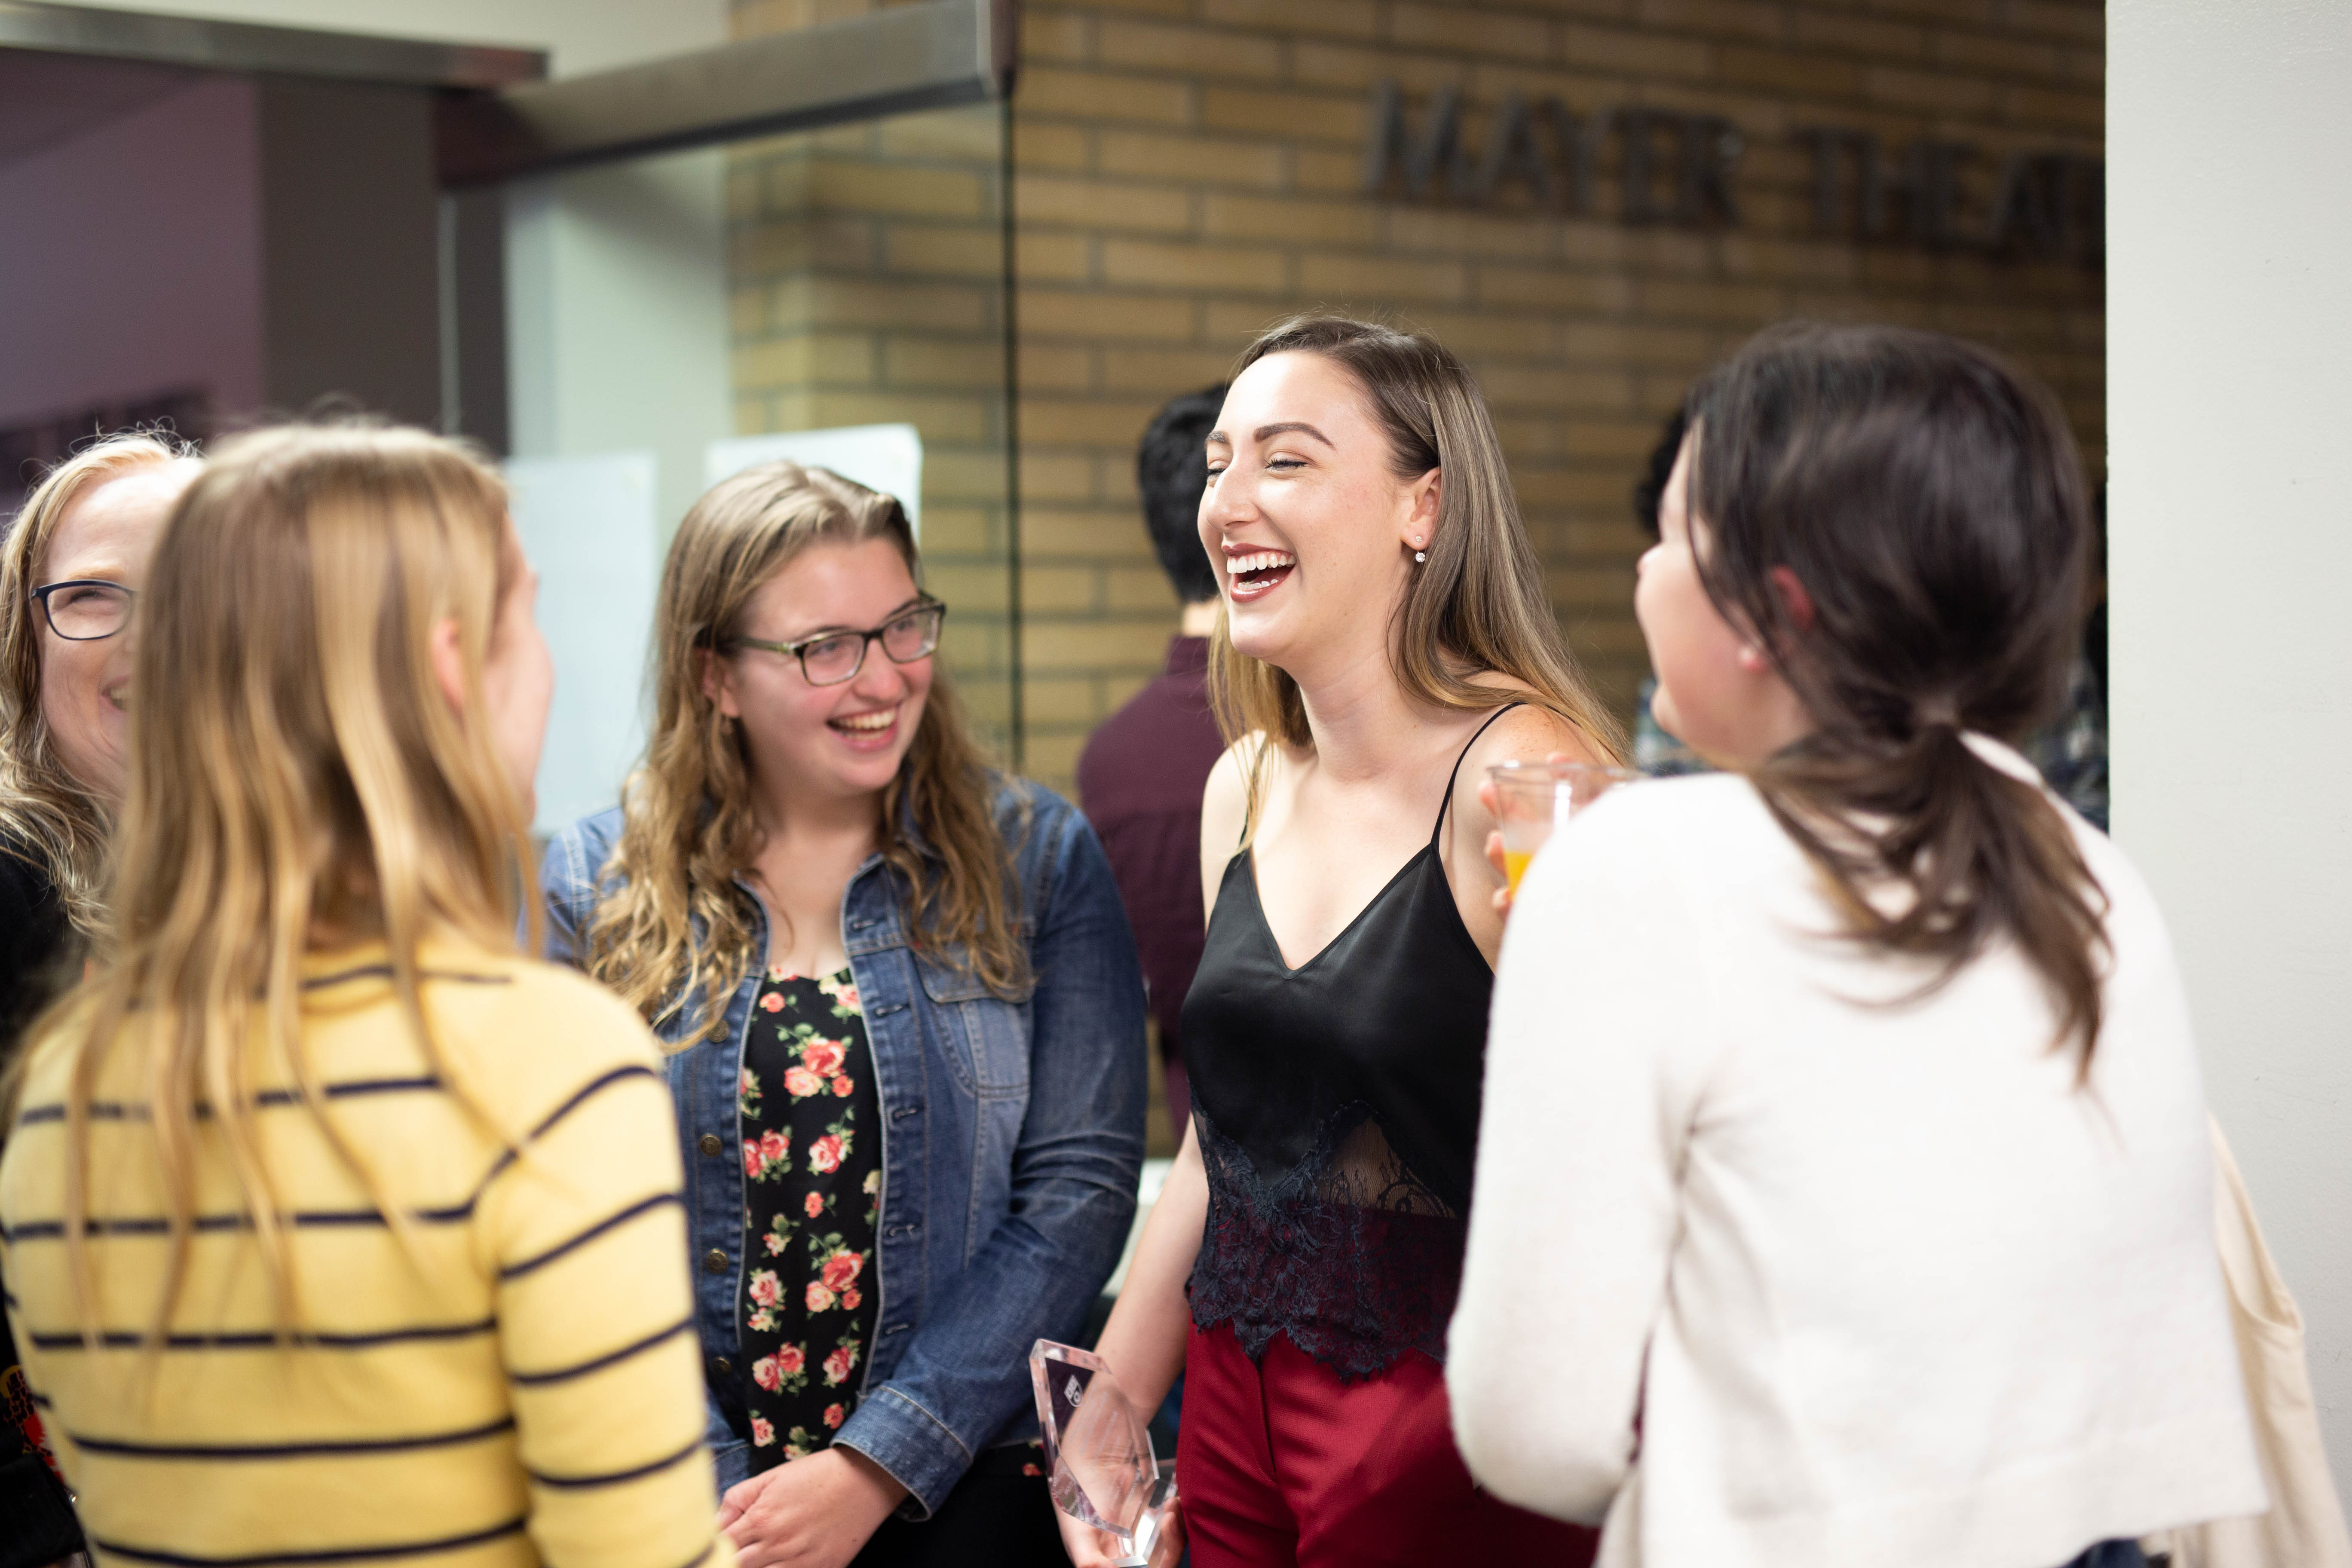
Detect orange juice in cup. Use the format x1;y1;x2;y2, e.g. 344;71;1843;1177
1488;760;1639;893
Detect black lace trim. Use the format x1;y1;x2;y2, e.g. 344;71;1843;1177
1187;1103;1467;1385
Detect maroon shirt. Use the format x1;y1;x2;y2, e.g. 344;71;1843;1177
1075;635;1225;1061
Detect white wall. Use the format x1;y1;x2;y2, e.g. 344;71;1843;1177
2108;0;2352;1501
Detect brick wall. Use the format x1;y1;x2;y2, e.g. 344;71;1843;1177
730;0;2106;790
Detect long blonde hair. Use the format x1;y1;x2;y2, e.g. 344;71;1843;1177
1210;315;1626;816
585;462;1026;1044
0;431;199;943
52;423;534;1342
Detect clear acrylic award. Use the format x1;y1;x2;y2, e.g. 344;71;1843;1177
1030;1339;1179;1568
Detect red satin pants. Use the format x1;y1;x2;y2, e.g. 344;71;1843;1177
1175;1321;1599;1568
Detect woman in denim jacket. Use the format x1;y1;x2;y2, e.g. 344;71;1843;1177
542;462;1147;1568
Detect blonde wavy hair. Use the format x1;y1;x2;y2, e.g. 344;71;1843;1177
47;423;535;1342
1210;315;1626;821
584;462;1026;1044
0;430;199;943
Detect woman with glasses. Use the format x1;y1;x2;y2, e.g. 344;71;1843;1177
0;431;198;1568
542;461;1147;1568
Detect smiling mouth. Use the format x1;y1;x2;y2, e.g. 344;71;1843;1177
102;685;129;713
829;706;898;741
1226;550;1296;600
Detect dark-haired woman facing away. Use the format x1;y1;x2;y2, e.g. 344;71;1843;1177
1064;316;1620;1568
1451;323;2263;1568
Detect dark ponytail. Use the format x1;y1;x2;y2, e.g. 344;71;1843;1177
1685;322;2110;1068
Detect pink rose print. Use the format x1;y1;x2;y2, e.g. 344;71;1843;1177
803;1192;825;1219
765;1231;788;1256
831;1077;853;1097
840;1287;861;1310
808;1133;845;1174
1022;1461;1044;1476
801;1039;846;1078
819;1250;863;1293
752;1416;776;1447
806;1280;837;1312
748;1270;782;1309
824;1404;846;1430
823;1345;858;1386
784;1066;825;1099
744;1128;790;1182
759;992;784;1013
775;1344;805;1377
752;1354;784;1393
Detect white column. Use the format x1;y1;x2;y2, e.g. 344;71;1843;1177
2109;0;2352;1498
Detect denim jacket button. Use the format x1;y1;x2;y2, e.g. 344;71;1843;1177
701;1248;728;1274
698;1133;724;1157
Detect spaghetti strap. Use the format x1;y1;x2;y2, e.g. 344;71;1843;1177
1430;702;1525;847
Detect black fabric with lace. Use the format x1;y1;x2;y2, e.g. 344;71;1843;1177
1179;707;1519;1385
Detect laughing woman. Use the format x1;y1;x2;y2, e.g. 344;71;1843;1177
542;462;1146;1568
1065;315;1623;1568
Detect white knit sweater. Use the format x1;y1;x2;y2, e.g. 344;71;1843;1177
1449;756;2264;1568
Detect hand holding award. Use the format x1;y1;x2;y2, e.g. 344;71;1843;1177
1031;1340;1180;1568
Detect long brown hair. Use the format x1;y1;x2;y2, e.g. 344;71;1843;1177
584;462;1026;1042
52;423;534;1342
0;431;199;944
1208;315;1625;815
1684;321;2109;1064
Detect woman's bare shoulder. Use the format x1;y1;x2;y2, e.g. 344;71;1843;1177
1471;699;1611;772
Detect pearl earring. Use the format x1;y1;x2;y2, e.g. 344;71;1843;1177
1412;536;1426;564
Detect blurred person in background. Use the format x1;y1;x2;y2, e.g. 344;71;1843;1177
1452;324;2256;1567
0;430;199;1568
0;426;732;1568
1077;383;1229;1126
1065;316;1620;1568
1628;410;1708;779
542;461;1145;1568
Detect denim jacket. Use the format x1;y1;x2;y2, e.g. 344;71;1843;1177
539;781;1146;1515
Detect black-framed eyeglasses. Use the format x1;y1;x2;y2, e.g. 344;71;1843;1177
726;596;946;686
30;579;135;642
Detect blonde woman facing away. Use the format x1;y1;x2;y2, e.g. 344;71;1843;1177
1066;316;1622;1568
540;463;1146;1568
0;426;735;1568
1452;324;2263;1568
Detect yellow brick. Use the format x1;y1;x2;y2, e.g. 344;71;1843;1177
732;214;874;276
1517;465;1647;506
1020;564;1099;612
1021;396;1169;447
1022;8;1093;63
1475;265;1635;312
1099;130;1286;189
1017;341;1095;392
801;390;992;443
874;106;1007;161
1932;28;2064;79
1101;346;1240;395
1204;300;1308;347
1633;0;1784;43
808;159;988;219
1106;564;1186;612
1475;364;1635;413
1015;454;1097;502
733;394;772;435
1291;39;1470;92
1293;146;1368;194
1863;64;1995;113
1025;617;1186;673
1638;277;1782;323
1014;230;1093;283
917;505;997;555
731;331;876;390
1560;22;1712;79
1098;17;1285;78
1391;4;1552;61
1205;191;1380;245
1718;44;1864;96
884;337;1006;389
1015;174;1192;234
1020;66;1195;126
1018;288;1198;341
2004;82;2103;131
926;450;1017;502
927;561;1013;612
2005;0;2101;42
1200;0;1378;41
1297;252;1468;303
1023;732;1086;791
1201;86;1364;144
1013;121;1092;172
1020;677;1103;726
1556;322;1713;367
779;276;990;331
1021;508;1159;557
1791;9;1927;59
1102;238;1288;293
884;223;1004;278
1396;308;1562;356
1383;206;1559;260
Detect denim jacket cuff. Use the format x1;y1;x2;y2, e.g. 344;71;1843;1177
834;1385;972;1519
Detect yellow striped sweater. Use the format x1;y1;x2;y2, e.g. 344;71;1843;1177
0;941;734;1568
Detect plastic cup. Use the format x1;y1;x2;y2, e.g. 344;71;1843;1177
1488;760;1640;892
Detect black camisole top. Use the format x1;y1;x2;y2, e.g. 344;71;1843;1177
1180;705;1519;1383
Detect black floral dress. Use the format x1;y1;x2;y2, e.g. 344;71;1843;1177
736;964;883;1467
